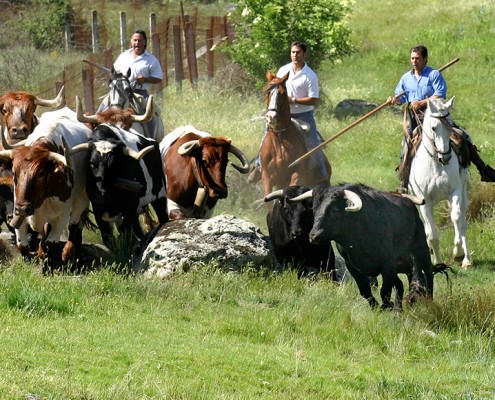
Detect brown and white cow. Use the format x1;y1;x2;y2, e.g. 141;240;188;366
0;86;65;145
0;106;91;269
159;125;250;220
75;94;153;132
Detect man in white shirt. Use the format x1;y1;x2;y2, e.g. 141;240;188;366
248;41;328;183
98;30;163;113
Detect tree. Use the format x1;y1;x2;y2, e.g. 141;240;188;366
224;0;354;85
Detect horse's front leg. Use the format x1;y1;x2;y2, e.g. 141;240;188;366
450;190;471;269
418;203;443;266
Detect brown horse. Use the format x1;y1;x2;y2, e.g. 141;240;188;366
259;70;331;197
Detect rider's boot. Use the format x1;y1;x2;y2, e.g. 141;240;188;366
247;154;261;183
467;141;495;182
397;140;412;194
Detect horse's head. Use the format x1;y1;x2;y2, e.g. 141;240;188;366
108;68;134;108
264;70;290;129
423;97;456;165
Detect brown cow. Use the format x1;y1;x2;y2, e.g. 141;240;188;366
75;94;153;132
0;86;65;145
0;106;91;270
160;125;250;220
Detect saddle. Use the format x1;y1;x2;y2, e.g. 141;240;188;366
399;125;470;178
291;117;325;172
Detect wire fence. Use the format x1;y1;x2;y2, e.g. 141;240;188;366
36;1;234;113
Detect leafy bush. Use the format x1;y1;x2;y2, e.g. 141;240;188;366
223;0;355;85
5;0;74;49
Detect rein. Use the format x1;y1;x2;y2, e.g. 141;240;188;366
414;107;453;162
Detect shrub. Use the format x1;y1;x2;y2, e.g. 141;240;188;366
5;0;74;49
223;0;355;85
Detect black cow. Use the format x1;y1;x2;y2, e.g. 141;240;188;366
264;186;337;279
70;124;168;248
291;183;434;309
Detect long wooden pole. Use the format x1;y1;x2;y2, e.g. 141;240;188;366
288;57;460;169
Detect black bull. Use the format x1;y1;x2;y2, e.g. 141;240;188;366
264;185;337;279
290;183;442;309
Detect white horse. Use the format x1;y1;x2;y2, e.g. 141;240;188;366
409;96;471;269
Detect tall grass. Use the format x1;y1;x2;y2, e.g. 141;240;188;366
1;0;495;398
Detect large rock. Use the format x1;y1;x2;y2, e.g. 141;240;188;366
132;214;276;279
334;99;380;120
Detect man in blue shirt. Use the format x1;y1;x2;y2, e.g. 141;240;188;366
388;45;495;192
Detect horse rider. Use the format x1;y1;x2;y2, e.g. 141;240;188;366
97;30;163;113
387;44;495;194
248;41;329;183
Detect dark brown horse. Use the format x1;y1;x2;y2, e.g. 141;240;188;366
259;70;331;197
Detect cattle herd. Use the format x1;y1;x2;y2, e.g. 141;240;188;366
0;86;450;310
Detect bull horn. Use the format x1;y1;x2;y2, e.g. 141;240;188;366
343;190;362;212
0;150;13;160
287;189;313;203
130;95;154;123
178;140;200;155
34;86;65;108
229;144;250;174
123;145;154;160
264;189;284;202
1;129;26;150
1;129;11;150
62;136;72;168
400;193;425;205
48;151;67;166
76;96;99;124
70;142;90;155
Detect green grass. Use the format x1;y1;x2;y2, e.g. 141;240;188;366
2;0;495;398
1;262;494;399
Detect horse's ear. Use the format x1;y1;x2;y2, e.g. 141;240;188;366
266;70;275;81
280;72;289;83
446;96;455;109
126;68;132;78
111;66;116;74
427;98;439;113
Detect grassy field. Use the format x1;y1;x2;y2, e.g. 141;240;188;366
1;0;495;398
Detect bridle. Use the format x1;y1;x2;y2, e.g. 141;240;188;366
413;110;452;165
415;108;453;165
265;81;287;133
108;74;136;109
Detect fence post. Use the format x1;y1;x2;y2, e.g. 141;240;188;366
150;13;157;33
64;12;71;51
152;33;163;96
55;69;66;107
82;68;95;114
103;48;113;70
184;19;198;88
206;28;214;81
162;17;170;87
173;24;183;91
120;11;127;53
91;10;99;53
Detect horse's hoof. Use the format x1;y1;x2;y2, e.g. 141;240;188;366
461;260;472;269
